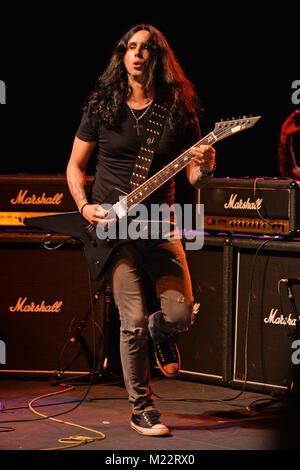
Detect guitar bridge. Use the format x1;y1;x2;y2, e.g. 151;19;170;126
82;222;97;246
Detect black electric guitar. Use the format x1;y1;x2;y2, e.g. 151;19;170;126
24;116;261;280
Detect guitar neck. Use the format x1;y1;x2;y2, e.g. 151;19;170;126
111;115;261;217
124;131;217;211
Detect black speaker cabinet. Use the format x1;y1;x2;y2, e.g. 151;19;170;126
232;237;300;393
0;233;112;377
177;236;233;385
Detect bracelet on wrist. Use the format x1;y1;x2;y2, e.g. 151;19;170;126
200;161;216;176
80;202;90;216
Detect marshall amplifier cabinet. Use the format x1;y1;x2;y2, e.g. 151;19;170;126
0;174;94;229
176;236;233;385
231;237;300;394
197;177;300;238
0;232;113;377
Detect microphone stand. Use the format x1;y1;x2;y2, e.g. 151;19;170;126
286;285;300;341
51;276;119;385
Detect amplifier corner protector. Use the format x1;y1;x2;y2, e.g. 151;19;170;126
224;237;233;246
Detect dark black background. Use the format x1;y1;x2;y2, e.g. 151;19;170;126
1;4;299;201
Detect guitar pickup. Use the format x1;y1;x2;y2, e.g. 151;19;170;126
113;200;127;219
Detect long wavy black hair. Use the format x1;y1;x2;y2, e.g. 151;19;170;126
84;24;202;131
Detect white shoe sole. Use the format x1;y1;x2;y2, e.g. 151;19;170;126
130;420;170;436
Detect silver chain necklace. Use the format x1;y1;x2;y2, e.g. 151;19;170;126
128;103;152;136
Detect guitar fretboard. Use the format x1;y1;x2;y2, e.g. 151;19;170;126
109;116;260;219
123;132;217;211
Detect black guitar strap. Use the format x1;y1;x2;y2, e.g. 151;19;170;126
130;101;168;190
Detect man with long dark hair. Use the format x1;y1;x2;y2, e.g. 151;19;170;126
66;24;216;436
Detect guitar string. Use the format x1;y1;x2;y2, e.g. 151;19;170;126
105;121;251;219
104;134;211;221
104;119;257;220
120;127;232;207
116;133;214;211
125;118;255;204
134;117;259;201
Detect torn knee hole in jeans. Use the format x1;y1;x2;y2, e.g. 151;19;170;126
122;327;146;337
134;327;144;336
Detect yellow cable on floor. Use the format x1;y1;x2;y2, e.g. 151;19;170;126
28;387;106;450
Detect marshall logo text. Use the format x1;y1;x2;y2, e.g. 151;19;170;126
10;189;63;205
9;297;63;313
224;193;263;211
264;308;299;326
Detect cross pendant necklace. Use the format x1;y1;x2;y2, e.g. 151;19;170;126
133;121;142;137
128;103;152;137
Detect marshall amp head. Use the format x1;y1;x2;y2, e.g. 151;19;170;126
197;177;300;237
0;174;94;229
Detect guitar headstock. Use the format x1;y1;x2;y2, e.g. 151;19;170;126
213;116;261;141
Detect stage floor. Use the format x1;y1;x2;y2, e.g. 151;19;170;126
0;373;294;455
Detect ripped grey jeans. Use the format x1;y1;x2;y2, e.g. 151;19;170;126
110;237;194;414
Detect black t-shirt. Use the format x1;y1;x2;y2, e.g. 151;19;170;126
76;102;201;205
